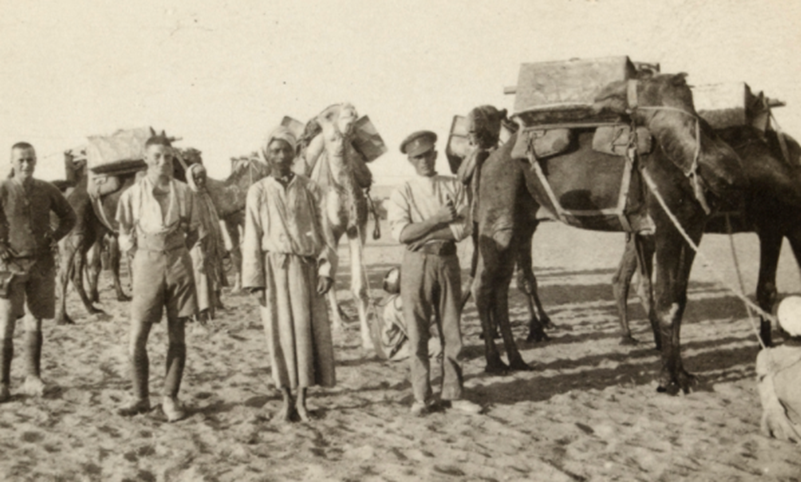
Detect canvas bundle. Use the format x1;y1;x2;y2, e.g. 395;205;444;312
511;128;573;160
693;82;774;132
86;127;153;174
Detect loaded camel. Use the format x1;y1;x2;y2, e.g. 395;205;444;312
471;72;747;394
294;103;377;350
612;125;801;347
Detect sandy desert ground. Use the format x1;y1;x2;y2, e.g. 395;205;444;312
1;219;800;481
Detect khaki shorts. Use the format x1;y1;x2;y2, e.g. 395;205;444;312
0;255;56;320
130;248;197;324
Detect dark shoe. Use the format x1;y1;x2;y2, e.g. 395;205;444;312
117;398;151;417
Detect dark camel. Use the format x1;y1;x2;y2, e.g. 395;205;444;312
612;126;801;348
473;73;746;394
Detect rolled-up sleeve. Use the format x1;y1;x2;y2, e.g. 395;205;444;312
241;183;265;290
447;182;471;242
387;186;411;243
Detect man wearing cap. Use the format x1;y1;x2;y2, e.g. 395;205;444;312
756;296;801;442
387;130;481;416
115;136;200;422
0;142;76;403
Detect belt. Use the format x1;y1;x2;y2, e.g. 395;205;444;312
413;241;456;256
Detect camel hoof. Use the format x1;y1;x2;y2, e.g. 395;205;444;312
508;358;534;372
56;315;75;326
484;358;509;375
526;328;550;343
117;293;132;302
619;335;639;346
88;307;106;316
539;316;556;330
657;368;697;395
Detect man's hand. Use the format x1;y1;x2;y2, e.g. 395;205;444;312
407;236;430;252
317;276;333;295
432;195;458;224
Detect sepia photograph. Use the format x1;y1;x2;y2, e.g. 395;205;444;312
1;0;800;480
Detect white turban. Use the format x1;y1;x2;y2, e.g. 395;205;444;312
186;163;206;192
261;126;297;161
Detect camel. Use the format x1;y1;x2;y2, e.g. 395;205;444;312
472;72;747;394
54;143;270;325
612;125;801;347
295;103;376;350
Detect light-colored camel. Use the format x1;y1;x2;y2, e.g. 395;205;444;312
297;103;375;350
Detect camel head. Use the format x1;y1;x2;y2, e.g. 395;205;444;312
593;72;747;204
317;103;359;139
467;105;508;150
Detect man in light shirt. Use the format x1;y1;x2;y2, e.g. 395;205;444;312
387;130;482;417
115;136;200;422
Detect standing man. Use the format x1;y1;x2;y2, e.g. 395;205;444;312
186;163;226;322
387;131;481;416
242;126;337;423
115;136;200;422
0;142;76;402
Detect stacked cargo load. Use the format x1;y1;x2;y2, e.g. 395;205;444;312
692;82;783;133
507;56;658;232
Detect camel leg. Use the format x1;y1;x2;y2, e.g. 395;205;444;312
634;235;659;349
72;244;104;316
494;250;532;372
86;239;102;304
515;221;553;342
348;228;374;351
475;230;515;374
108;235;130;302
56;234;83;325
612;234;639;344
753;229;782;347
326;228;345;334
653;227;699;394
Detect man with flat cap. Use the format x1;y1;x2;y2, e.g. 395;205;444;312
387;130;481;416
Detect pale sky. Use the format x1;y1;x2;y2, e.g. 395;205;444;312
2;0;799;184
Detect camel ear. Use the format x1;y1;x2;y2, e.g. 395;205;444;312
149;127;156;136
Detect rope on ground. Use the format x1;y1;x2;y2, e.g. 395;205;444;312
638;166;773;350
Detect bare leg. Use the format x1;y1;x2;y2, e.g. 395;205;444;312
296;387;310;422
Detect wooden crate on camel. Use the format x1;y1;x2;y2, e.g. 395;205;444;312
505;56;662;232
